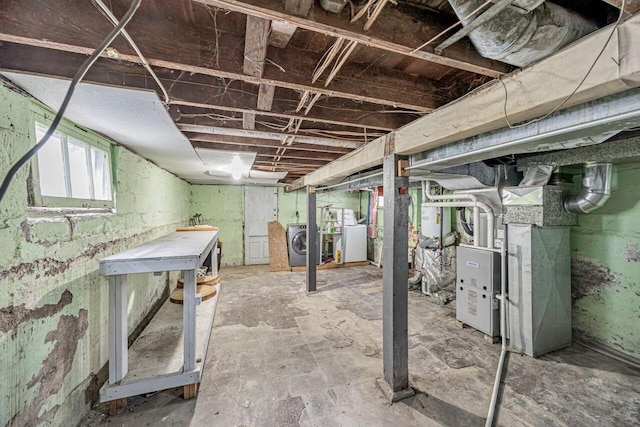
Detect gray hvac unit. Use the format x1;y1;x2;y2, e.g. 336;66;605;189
456;246;501;337
507;224;572;357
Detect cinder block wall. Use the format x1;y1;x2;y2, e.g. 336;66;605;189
0;83;191;426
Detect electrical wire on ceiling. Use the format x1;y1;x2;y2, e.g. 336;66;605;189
0;0;142;206
498;0;626;129
91;0;170;105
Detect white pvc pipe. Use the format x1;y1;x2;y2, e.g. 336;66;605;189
473;206;481;247
486;226;508;427
423;181;494;249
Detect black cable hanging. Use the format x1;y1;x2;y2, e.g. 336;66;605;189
0;0;142;205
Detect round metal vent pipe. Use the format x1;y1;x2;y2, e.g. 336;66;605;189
564;163;613;214
447;0;597;67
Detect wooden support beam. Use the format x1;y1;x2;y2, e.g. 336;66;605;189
0;34;437;111
178;123;361;148
0;42;409;131
242;112;256;129
284;0;314;16
257;83;276;111
254;159;324;168
288;14;640;190
0;4;445;111
176;114;385;141
243;15;271;77
186;133;351;154
193;0;511;77
269;20;298;47
190;140;342;161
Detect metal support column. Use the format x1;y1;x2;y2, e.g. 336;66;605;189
306;186;317;292
379;153;414;401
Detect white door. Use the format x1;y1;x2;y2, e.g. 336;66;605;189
244;186;278;265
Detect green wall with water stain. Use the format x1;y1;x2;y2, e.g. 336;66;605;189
570;163;640;360
0;83;191;426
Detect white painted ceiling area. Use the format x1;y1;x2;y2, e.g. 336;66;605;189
2;72;287;185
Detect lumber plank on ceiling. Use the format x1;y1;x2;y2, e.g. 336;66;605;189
192;0;511;77
186;133;352;154
243;15;271;77
0;42;411;130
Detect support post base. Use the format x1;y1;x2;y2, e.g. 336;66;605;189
376;378;415;403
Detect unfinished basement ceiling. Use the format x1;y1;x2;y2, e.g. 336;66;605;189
0;0;625;184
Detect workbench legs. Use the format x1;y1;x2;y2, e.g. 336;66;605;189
109;275;128;384
182;269;197;372
105;261;213;413
108;275;129;415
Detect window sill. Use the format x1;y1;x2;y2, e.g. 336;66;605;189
27;206;116;219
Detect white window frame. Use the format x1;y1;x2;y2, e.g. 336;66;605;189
30;114;115;210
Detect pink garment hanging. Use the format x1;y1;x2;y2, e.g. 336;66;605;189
367;187;378;238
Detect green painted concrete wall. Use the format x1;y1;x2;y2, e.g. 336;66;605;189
190;186;363;266
570;163;640;360
191;185;245;266
0;83;190;426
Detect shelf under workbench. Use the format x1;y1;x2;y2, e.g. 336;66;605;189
99;283;221;401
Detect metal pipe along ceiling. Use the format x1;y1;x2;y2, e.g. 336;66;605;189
446;0;597;66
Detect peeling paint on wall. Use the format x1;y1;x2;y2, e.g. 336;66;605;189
0;82;191;426
0;289;72;334
11;310;88;426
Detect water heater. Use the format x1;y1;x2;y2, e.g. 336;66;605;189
421;204;451;239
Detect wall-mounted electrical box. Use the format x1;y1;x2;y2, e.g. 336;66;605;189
456;246;501;337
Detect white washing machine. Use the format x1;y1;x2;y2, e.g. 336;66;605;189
287;224;307;267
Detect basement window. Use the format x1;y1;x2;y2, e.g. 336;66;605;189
31;121;113;209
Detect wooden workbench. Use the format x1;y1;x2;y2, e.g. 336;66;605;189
98;230;219;404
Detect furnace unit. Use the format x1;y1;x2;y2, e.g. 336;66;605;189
456;245;501;337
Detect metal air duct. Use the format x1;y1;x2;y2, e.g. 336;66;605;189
447;0;597;66
564;163;613;214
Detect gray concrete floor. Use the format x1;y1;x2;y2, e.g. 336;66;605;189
82;265;640;427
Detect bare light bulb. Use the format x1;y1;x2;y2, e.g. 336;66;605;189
231;154;243;180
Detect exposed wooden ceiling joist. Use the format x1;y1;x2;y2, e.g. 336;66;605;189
192;0;511;77
186;133;352;154
0;1;447;112
0;43;413;131
178;123;362;148
191;140;342;161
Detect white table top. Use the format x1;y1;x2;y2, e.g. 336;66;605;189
99;230;219;275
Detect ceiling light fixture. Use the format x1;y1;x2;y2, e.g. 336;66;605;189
231;154;243;180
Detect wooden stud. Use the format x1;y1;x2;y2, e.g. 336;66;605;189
257;83;276;111
109;398;127;416
397;159;410;177
242;112;256;130
243;15;271;77
183;383;197;399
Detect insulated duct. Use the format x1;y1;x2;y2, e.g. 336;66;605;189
446;0;597;66
564;163;613;214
